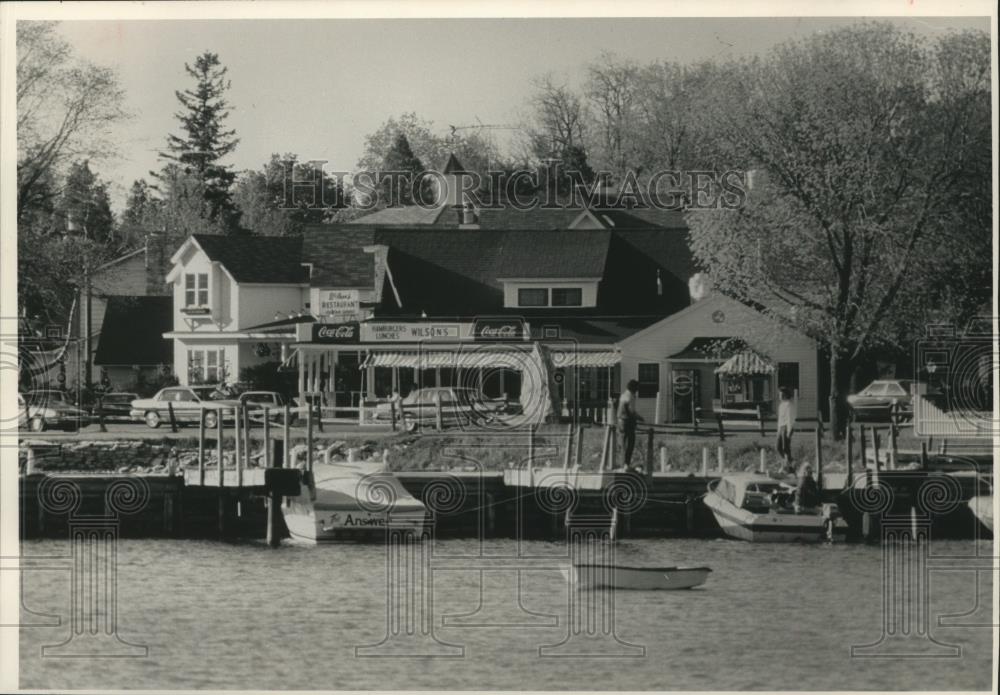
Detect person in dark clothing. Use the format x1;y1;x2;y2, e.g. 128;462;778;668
796;463;820;511
617;379;643;468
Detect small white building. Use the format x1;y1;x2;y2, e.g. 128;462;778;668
617;293;821;423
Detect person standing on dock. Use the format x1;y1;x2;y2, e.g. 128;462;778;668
618;379;643;469
776;387;797;472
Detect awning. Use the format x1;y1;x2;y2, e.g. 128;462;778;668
546;349;621;368
714;350;775;375
361;349;534;370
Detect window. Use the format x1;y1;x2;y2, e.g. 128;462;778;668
518;288;548;307
187;348;226;384
184;273;209;307
637;363;660;398
551;288;583;306
777;362;799;392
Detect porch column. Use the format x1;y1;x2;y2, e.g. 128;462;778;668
297;350;305;396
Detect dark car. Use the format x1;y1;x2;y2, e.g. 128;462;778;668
847;379;913;421
91;392;140;421
21;391;90;432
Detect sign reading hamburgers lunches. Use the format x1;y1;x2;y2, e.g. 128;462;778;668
473;318;528;342
311;321;360;344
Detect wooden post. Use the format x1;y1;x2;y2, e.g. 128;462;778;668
645;428;654;478
242;405;251;470
283;403;291;468
562;424;573;469
889;421;898;471
653;391;661;425
315;396;324;433
845;425;854;487
872;429;881;474
237;406;245;488
757;405;765;437
306;399;314;473
692;399;698;433
608;425;617;470
198;409;206;486
859;424;867;472
167;401;178;433
716;413;725;441
659;446;667;473
701;447;709;477
527;424;535;467
716;446;724;473
920;441;929;471
262;407;271;469
814;426;823;493
217;407;225;487
599;425;611;471
759;448;766;473
575;425;584;468
390;399;397;432
435;391;443;431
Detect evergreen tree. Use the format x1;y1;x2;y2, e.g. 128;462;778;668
156;51;240;231
54;160;116;246
380;133;427;205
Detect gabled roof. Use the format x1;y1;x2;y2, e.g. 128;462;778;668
94;297;173;366
301;227;375;288
191;234;308;284
496;230;609;278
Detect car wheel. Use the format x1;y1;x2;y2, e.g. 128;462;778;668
145;411;161;429
204;411;218;429
404;418;418;433
29;416;46;432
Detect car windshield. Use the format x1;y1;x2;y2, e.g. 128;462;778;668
885;382;909;396
863;383;888;396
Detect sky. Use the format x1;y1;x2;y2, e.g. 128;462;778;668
51;16;991;209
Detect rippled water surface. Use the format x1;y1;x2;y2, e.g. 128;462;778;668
19;537;995;690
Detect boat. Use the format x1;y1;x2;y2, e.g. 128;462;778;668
282;460;427;544
967;494;993;533
562;563;711;590
703;472;848;543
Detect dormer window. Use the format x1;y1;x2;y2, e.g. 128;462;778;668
551;288;583;307
517;288;549;307
504;279;598;309
184;273;209;310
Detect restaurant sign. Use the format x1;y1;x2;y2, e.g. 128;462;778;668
311;321;360;344
361;323;466;343
473;318;528;342
316;289;360;318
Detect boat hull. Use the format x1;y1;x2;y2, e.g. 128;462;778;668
562;564;711;590
282;463;427;545
967;495;993;533
704;491;848;543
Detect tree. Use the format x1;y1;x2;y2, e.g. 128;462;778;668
584;53;642;182
232;154;344;235
119;179;161;248
156;51;240;230
16;21;128;222
52;160;116;246
686;24;991;437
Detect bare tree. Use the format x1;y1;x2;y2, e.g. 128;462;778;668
584;52;642;181
16;21;128;222
523;74;587;159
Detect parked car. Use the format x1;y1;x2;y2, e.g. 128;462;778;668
20;392;90;432
847;379;913;421
373;387;508;430
17;394;28;429
90;392;140;421
239;391;295;425
130;385;240;429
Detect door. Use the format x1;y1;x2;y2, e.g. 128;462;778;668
671;368;701;423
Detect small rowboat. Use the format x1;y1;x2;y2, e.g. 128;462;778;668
562;563;711;590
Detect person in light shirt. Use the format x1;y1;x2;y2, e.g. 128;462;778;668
617;379;643;468
776;387;797;471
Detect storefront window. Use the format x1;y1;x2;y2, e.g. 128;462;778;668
373;367;393;398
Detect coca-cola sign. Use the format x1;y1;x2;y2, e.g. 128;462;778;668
474;318;527;342
311;322;359;343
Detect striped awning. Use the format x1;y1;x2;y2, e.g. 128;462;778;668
714;350;775;375
361;350;533;370
547;349;621;368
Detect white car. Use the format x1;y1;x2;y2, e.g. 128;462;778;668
130;386;240;429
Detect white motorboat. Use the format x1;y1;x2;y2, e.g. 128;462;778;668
562;563;711;590
283;461;427;544
967;494;993;533
703;473;848;543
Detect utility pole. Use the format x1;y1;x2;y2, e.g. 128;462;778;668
83;265;93;391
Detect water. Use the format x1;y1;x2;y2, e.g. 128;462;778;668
19;538;995;690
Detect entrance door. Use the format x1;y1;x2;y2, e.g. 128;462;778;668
671;368;700;423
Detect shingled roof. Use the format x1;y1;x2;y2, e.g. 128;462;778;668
94;297;173;366
192;234;308;284
301;227;376;288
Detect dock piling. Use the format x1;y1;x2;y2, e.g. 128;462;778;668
167;401;178;433
846;426;854;487
236;406;244;488
859;425;867;474
872;429;881;473
815;426;823;492
262;408;270;469
575;425;584;468
217;409;225;487
701;447;709;477
645;428;654;479
889;422;899;471
306;401;314;473
562;425;573;469
283;404;291;468
759;448;766;474
659;446;667;472
198;409;206;486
